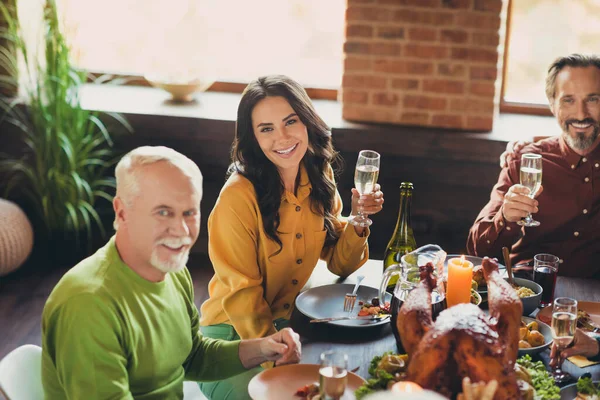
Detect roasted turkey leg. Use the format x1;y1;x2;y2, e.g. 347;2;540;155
483;256;523;366
397;263;436;359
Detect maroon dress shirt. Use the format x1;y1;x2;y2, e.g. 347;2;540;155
467;136;600;278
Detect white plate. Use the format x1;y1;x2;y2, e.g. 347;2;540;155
248;363;365;400
295;284;392;328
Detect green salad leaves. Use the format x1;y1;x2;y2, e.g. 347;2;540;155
516;355;560;400
577;377;600;395
355;352;406;400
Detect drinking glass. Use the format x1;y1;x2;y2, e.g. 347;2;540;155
319;351;348;400
517;153;542;227
349;150;380;227
550;297;577;383
533;253;559;307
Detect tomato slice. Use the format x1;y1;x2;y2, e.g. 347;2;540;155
295;385;309;396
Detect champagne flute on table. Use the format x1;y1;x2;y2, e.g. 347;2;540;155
517;153;542;227
550;297;577;383
350;150;380;227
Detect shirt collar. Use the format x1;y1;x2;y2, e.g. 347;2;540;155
282;163;311;204
559;135;586;170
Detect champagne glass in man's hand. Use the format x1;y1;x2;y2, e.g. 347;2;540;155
349;150;380;227
517;153;542;227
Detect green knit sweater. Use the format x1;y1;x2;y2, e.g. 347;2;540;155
42;237;246;399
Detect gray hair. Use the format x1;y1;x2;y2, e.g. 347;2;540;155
546;53;600;102
113;146;203;230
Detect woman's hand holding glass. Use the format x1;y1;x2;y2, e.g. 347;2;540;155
351;183;384;218
550;328;600;368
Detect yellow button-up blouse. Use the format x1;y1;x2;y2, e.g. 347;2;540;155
199;165;369;339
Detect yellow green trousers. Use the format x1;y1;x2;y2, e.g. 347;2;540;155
198;319;290;400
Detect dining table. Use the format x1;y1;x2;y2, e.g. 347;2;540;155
291;258;600;385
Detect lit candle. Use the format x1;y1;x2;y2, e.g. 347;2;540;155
446;255;474;308
391;381;423;393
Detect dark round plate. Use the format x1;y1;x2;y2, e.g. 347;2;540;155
295;284;392;328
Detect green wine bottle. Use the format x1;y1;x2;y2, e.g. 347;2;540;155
383;182;417;291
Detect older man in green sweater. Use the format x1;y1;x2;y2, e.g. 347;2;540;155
41;146;301;399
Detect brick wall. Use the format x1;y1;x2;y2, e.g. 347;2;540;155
342;0;507;131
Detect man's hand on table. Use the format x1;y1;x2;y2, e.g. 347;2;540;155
238;327;302;369
260;328;302;366
549;328;600;367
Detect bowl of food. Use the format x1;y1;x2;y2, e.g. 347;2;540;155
518;317;552;356
560;376;599;400
470;289;482;307
505;277;542;315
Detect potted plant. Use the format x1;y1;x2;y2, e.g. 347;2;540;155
0;0;132;267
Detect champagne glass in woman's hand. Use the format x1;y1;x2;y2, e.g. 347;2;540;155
517;153;542;227
349;150;380;227
550;297;577;383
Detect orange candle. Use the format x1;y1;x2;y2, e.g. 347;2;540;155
391;381;423;393
446;255;473;308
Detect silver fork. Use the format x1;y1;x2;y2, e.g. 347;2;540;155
343;275;365;312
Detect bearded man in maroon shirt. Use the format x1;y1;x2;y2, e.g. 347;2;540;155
467;54;600;279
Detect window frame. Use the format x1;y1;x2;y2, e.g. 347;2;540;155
499;0;553;117
86;72;338;101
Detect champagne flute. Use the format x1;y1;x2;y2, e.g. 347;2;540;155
550;297;577;383
350;150;380;227
517;153;542;227
319;351;348;400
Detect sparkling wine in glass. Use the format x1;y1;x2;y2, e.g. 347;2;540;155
550;297;577;383
350;150;380;227
517;153;542;227
319;351;348;400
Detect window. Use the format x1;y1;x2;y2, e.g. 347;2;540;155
502;0;600;113
54;0;345;91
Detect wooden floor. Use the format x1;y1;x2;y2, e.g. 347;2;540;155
0;252;214;362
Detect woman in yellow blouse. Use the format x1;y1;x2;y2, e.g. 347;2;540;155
198;75;384;399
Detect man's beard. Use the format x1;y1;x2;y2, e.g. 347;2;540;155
150;237;192;274
562;118;600;151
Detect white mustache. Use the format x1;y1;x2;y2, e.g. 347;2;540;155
156;237;192;248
